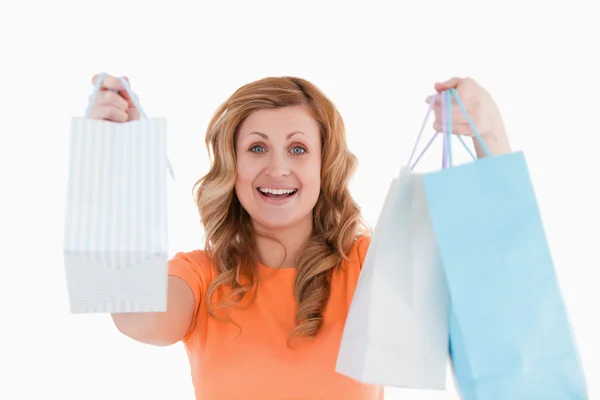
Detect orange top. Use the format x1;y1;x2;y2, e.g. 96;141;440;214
168;236;383;400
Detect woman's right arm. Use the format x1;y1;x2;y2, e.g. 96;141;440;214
111;276;195;346
89;73;196;346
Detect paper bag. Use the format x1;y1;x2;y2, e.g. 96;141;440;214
63;73;172;314
425;89;589;399
336;95;450;389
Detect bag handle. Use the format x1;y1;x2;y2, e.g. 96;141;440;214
441;91;449;168
442;88;491;168
83;72;175;180
406;92;438;171
408;88;492;171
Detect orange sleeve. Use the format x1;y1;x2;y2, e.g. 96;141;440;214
355;235;371;269
168;251;211;339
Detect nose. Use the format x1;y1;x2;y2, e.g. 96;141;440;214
264;152;290;177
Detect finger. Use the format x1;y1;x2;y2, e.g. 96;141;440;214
96;89;130;110
89;104;129;122
91;73;127;92
90;73;139;108
425;94;441;106
126;106;141;120
433;110;471;129
434;77;463;92
118;76;138;105
431;101;452;121
429;98;469;120
433;121;472;135
121;90;139;108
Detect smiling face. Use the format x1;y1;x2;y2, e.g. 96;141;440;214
235;105;322;232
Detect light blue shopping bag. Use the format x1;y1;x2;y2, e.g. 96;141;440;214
421;89;588;399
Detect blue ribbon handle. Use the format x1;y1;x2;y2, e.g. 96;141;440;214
84;72;175;180
443;88;492;168
408;88;492;172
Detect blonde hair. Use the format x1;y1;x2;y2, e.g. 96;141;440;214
194;76;369;339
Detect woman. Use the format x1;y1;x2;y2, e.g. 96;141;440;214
90;74;511;399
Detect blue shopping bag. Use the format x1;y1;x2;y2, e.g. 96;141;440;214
421;89;588;399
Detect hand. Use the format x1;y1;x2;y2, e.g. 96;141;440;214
88;73;141;122
426;77;511;157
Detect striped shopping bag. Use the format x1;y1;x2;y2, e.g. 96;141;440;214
63;73;174;313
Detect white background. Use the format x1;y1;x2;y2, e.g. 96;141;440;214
1;1;598;399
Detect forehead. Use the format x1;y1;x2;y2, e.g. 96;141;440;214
238;105;320;140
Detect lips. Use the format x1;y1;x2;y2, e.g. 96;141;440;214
256;186;298;206
256;187;298;201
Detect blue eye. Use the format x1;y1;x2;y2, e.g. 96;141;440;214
291;146;306;155
250;145;266;153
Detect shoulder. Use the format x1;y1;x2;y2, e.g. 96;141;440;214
353;234;371;265
168;249;216;295
343;234;372;271
332;235;372;291
170;249;212;269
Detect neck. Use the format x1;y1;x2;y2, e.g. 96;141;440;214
253;216;313;269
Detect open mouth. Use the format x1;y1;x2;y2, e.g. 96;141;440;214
257;187;298;200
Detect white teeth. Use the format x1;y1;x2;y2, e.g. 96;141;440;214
259;187;297;195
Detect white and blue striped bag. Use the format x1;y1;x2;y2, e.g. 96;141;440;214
63;73;174;313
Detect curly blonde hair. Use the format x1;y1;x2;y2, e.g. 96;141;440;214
193;76;369;339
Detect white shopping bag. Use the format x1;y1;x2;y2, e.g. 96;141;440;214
336;95;450;389
63;73;173;314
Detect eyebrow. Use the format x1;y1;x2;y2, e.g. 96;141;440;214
247;131;306;140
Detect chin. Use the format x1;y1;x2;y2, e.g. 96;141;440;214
252;215;303;231
248;210;314;232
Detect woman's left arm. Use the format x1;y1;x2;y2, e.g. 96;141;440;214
428;77;512;157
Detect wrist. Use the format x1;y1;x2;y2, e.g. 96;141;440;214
474;123;511;158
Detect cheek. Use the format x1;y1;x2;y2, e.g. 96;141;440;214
235;152;259;181
234;157;258;199
236;170;254;196
300;160;322;193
